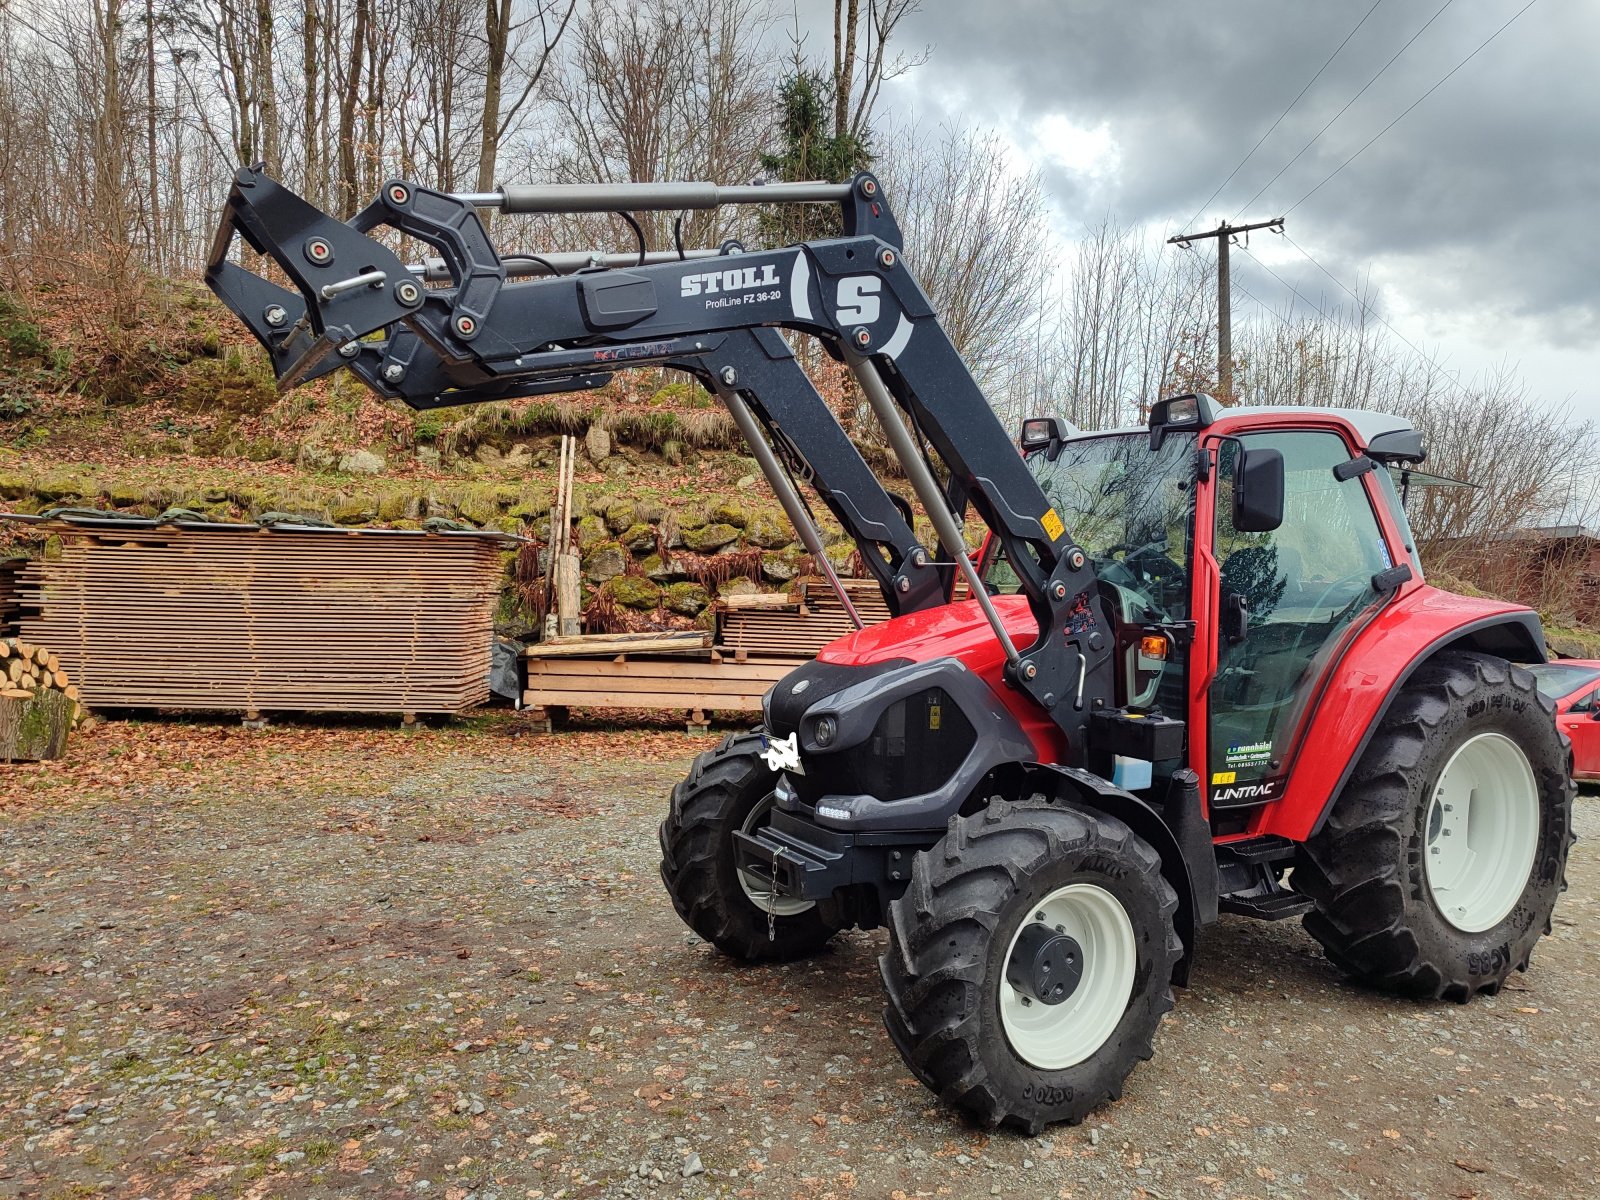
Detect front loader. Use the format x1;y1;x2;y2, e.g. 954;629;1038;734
207;166;1574;1134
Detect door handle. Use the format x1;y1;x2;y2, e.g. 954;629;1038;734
1222;593;1250;645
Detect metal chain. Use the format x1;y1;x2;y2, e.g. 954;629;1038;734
765;847;787;943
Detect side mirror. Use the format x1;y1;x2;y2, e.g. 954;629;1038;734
1590;708;1600;722
1232;445;1285;533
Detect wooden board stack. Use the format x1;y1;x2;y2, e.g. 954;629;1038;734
0;559;22;635
719;578;892;658
521;576;901;729
0;636;83;761
8;518;513;717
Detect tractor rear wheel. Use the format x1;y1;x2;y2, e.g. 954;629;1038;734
880;800;1181;1133
1296;651;1573;1000
659;730;844;962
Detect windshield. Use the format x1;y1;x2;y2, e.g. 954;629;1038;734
1527;663;1600;700
986;431;1196;624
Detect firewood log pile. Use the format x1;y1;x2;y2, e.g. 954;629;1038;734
0;637;86;762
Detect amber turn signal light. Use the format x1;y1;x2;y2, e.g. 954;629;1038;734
1139;635;1169;660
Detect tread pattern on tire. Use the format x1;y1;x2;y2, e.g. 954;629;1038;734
1295;651;1574;1002
879;799;1182;1133
658;730;841;963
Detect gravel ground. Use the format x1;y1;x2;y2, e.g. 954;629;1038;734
1;718;1596;1200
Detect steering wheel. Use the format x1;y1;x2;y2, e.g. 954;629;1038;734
1103;540;1184;583
1302;570;1371;618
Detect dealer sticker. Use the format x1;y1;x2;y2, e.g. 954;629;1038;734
1224;740;1273;767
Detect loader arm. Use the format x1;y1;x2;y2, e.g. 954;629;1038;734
206;166;1114;745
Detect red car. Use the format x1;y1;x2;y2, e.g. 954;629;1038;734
1530;660;1600;785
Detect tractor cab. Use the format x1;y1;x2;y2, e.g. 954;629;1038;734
986;399;1434;826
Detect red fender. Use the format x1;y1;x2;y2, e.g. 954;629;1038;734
1241;585;1544;843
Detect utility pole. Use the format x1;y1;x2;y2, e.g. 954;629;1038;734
1168;217;1283;402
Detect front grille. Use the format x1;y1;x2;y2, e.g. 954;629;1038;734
801;686;976;804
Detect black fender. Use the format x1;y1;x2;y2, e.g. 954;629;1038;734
1025;763;1202;987
1309;610;1547;837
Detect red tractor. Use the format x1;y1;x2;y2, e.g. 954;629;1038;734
208;168;1574;1135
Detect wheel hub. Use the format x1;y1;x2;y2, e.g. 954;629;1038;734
736;792;814;918
1005;922;1083;1006
1423;731;1540;933
998;882;1137;1071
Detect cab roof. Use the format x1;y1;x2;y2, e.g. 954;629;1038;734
1063;405;1416;452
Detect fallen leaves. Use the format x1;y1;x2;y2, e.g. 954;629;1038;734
0;715;718;809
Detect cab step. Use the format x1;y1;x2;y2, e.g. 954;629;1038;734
1217;835;1298;865
1218;889;1315;921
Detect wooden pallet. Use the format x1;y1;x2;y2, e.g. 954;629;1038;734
523;651;805;730
518;577;900;728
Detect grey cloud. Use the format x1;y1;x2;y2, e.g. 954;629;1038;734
881;0;1600;366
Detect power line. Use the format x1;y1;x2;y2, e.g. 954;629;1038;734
1235;240;1460;393
1284;0;1542;215
1183;0;1386;232
1232;0;1457;220
1230;271;1442;406
1275;232;1458;380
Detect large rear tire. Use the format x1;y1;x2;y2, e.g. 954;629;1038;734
659;731;844;962
1296;651;1573;1000
880;800;1181;1133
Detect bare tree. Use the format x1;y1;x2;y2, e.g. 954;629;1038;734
832;0;925;145
544;0;778;250
476;0;574;193
875;122;1052;393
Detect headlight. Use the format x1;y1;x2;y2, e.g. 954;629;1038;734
812;715;837;747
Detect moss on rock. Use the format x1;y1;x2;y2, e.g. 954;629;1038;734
575;514;609;550
583;541;628;583
709;501;748;528
620;522;658;553
663;581;710;616
604;575;662;610
682;522;740;552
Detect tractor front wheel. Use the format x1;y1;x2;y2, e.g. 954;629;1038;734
880;800;1181;1133
659;730;844;962
1296;651;1573;1000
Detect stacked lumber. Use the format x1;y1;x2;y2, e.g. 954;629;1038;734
0;637;83;761
0;559;21;636
524;653;796;714
9;519;512;716
719;578;891;658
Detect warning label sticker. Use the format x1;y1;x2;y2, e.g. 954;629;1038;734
1041;508;1065;540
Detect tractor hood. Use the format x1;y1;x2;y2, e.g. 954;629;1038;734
818;594;1041;674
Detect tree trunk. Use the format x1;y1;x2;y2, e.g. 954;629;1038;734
336;0;369;216
0;687;75;762
476;0;510;194
834;0;858;139
144;0;160;273
255;0;278;172
302;0;320;202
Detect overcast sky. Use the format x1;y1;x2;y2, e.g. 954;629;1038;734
839;0;1598;424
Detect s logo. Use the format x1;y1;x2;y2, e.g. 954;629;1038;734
835;275;881;325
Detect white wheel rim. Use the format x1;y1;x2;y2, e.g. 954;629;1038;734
999;883;1136;1071
736;793;814;917
1423;732;1540;933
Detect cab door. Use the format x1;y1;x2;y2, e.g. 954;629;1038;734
1204;430;1397;813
